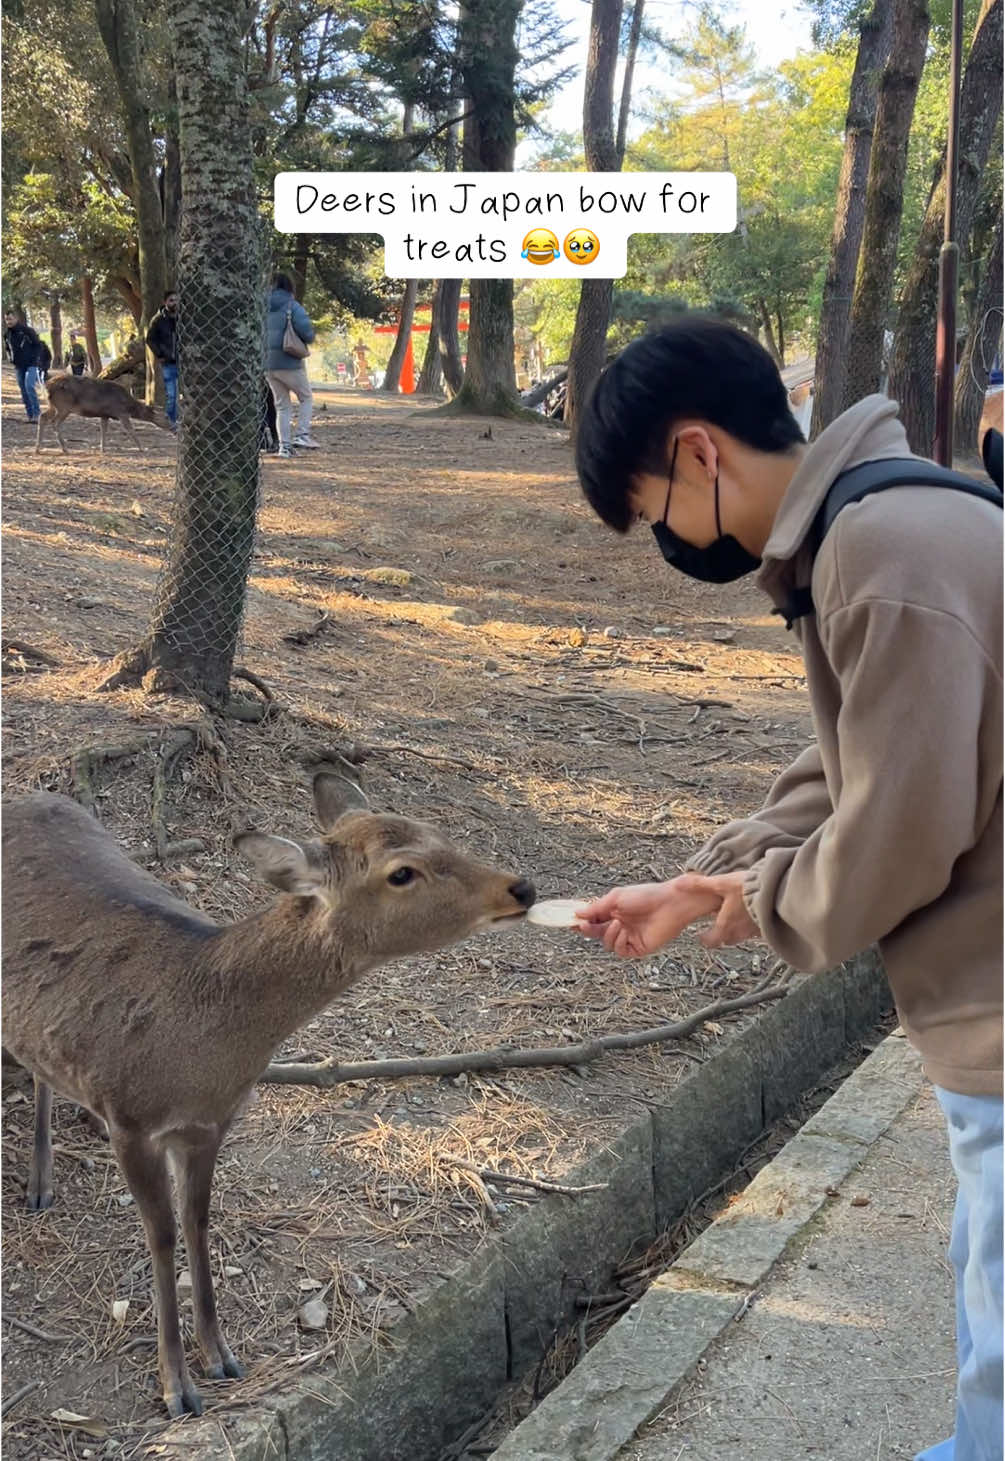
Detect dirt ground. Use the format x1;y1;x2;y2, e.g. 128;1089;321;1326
1;367;814;1459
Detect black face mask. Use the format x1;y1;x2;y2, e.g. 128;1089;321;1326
650;440;761;583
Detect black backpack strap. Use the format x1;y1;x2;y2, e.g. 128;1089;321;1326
775;458;1003;630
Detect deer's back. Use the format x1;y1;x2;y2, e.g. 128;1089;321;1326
2;794;220;1117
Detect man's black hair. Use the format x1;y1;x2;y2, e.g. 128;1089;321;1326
164;288;177;301
575;317;805;532
272;272;296;294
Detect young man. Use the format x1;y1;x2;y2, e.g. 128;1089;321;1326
574;318;1002;1461
145;290;179;426
4;309;44;420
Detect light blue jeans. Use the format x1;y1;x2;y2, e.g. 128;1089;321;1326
162;363;179;425
915;1087;1003;1461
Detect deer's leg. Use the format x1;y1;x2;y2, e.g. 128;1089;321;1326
27;1077;54;1211
121;417;144;452
35;411;47;455
173;1130;244;1382
110;1126;203;1419
53;415;69;455
99;417;108;454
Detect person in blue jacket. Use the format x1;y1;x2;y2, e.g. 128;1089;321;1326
265;273;318;457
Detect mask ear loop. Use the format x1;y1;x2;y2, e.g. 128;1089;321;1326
662;437;680;525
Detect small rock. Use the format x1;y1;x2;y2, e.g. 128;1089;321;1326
712;628;735;643
445;606;481;625
310;1167;322;1179
602;625;621;639
410;1095;423;1107
224;1266;243;1277
77;597;102;610
298;1296;329;1331
298;1278;324;1291
485;559;520;574
345;1273;367;1297
484;658;499;672
116;1193;133;1207
130;500;144;517
177;1269;192;1290
652;626;673;636
850;1195;871;1208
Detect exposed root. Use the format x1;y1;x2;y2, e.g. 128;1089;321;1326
2;638;61;667
233;665;277;710
283;610;331;646
70;735;155;815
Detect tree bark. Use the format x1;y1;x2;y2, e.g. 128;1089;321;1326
94;0;168;406
811;0;895;436
438;277;465;395
417;281;445;394
841;0;930;410
887;0;1003;451
758;299;782;366
80;275;101;373
104;0;261;711
382;280;419;392
564;0;623;431
450;0;522;415
615;0;645;165
48;296;63;369
954;209;1003;454
162;74;182;286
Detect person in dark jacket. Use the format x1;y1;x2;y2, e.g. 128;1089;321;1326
265;273;317;457
67;335;87;376
145;290;178;426
4;310;44;420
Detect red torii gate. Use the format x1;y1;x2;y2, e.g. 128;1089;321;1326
373;296;470;393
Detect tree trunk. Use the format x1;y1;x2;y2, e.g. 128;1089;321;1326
80;275;101;373
105;0;261;711
48;296;63;368
417;281;445;394
615;0;645;165
811;0;895;436
438;277;465;395
564;0;623;431
758;299;782;366
94;0;168;406
450;0;522;415
382;280;419;392
841;0;930;410
888;0;1003;451
954;209;1003;454
162;75;182;286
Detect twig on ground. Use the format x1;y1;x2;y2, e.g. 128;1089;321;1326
439;1155;606;1198
6;1315;71;1343
2;639;61;667
283;612;331;646
259;985;789;1087
1;1379;42;1416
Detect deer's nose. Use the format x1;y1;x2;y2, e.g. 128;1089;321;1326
509;879;536;909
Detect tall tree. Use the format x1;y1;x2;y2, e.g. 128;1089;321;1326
841;0;931;408
383;96;420;394
887;0;1003;451
564;0;623;430
450;0;522;415
102;0;262;712
811;0;895;435
93;0;168;404
955;204;1003;451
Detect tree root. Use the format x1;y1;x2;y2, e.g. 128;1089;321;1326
283;611;331;646
233;666;277;712
259;985;790;1087
70;735;156;815
2;639;61;668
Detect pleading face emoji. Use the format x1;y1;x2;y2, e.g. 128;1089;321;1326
563;229;599;265
522;229;560;265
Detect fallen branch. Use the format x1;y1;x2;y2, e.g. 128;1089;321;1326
283;611;331;646
260;985;789;1087
6;1315;70;1343
2;639;61;667
440;1155;606;1198
1;1379;42;1417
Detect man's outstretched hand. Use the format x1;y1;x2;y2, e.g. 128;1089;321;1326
574;871;759;959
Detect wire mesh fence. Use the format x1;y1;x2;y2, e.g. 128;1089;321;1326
145;240;272;681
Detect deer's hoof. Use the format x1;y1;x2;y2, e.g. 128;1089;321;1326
207;1346;245;1381
164;1381;203;1419
26;1185;54;1213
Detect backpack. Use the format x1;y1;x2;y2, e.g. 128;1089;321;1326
36;339;52;372
70;341;86;364
778;457;1004;628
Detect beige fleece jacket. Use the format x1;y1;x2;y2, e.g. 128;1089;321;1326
689;396;1002;1097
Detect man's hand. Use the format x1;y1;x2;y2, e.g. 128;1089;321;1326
574;871;760;959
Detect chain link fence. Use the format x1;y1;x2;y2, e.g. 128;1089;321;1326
145;239;272;683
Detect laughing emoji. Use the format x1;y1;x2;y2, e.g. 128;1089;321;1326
522;229;560;265
563;228;599;265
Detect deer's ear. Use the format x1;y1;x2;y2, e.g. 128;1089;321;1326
313;766;369;830
233;832;327;898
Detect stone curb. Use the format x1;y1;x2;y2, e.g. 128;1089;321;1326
147;952;891;1461
489;1033;923;1461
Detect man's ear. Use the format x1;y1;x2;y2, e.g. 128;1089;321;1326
233;831;327;898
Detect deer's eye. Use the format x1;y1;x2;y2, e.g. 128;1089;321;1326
388;866;415;886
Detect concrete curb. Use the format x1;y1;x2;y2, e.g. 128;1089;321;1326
489;1033;923;1461
148;953;891;1461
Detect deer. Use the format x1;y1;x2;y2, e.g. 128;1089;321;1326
35;372;173;455
1;762;536;1419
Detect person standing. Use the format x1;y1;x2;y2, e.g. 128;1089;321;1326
4;309;44;421
265;272;318;457
67;334;87;376
572;318;1002;1461
145;290;179;428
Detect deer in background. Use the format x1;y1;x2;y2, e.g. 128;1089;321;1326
2;762;535;1418
35;372;173;454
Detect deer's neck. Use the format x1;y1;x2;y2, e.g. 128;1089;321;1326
199;899;369;1061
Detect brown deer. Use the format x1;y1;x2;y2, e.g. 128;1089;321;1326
35;372;173;455
1;764;535;1418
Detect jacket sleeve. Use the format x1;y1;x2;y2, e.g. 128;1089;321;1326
291;300;315;344
686;742;832;874
743;597;1001;972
